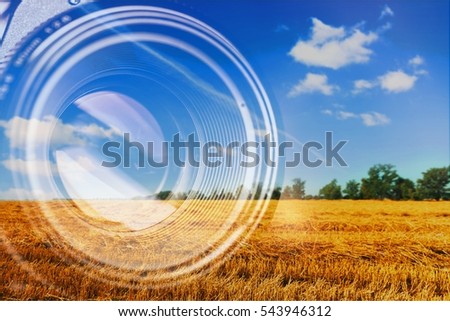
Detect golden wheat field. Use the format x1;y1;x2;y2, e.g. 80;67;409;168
0;200;449;300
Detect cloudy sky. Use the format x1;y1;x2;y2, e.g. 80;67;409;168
198;0;448;194
0;0;448;198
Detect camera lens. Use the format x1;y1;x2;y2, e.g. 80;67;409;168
0;4;278;286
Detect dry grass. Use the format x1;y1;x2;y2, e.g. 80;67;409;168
1;200;449;300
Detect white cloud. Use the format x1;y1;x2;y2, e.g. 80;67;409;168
321;109;391;127
352;79;376;94
378;22;392;33
288;73;338;97
2;158;57;176
0;188;57;200
408;55;428;76
76;123;119;138
380;5;394;19
308;18;345;44
275;24;289;32
0;116;119;150
55;148;149;201
289;18;378;69
378;70;418;93
408;55;424;66
337;111;358;120
332;103;345;109
353;60;425;94
414;69;428;76
360;112;391;126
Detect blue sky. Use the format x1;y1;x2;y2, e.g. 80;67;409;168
194;0;449;194
0;0;448;198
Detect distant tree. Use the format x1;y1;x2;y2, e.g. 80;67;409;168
361;164;399;199
271;186;282;200
319;179;342;200
416;167;450;200
254;182;263;199
175;192;188;200
212;189;235;200
156;190;172;200
235;184;245;199
291;178;306;199
343;179;360;199
281;186;293;199
189;190;206;199
225;191;236;200
392;177;415;200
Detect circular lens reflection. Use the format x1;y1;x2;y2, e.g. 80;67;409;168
1;4;279;287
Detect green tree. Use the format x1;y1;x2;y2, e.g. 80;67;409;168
319;179;342;200
156;190;172;200
361;164;399;199
189;190;206;199
271;186;282;200
254;182;263;199
175;192;188;200
392;177;415;200
291;178;306;199
417;167;450;200
235;184;244;199
281;186;293;199
343;179;360;199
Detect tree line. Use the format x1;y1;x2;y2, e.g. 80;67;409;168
281;164;450;201
155;164;449;201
